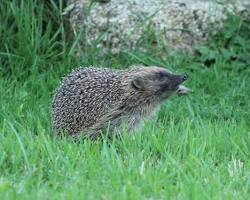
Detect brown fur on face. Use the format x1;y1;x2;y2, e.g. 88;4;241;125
51;66;190;139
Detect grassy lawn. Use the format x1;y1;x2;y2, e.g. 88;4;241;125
0;1;249;199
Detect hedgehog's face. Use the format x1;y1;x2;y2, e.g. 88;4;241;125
131;67;191;99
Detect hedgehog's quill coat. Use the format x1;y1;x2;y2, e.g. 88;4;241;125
51;66;190;139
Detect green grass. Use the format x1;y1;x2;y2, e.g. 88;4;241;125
0;0;250;199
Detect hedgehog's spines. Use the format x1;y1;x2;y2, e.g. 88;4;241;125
51;66;189;139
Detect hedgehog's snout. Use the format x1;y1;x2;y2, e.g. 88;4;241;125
176;74;192;95
177;73;188;84
181;73;188;82
173;73;192;96
172;73;188;86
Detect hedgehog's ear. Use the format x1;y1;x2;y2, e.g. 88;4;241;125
131;77;144;91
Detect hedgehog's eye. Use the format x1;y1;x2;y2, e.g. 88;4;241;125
158;71;168;80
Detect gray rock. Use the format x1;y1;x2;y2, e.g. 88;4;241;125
67;0;250;54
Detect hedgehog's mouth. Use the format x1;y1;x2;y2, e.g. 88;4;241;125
176;85;192;96
173;74;192;96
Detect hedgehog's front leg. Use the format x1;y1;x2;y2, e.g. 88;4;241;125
85;108;128;139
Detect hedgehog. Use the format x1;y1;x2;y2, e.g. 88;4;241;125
51;65;191;139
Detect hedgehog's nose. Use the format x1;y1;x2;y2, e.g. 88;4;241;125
181;73;188;82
